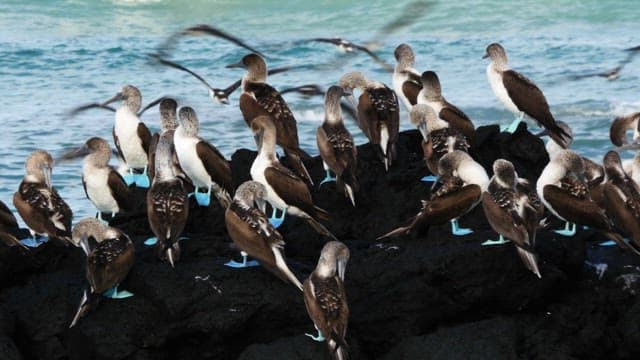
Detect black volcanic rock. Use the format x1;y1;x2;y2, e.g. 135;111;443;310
1;128;640;360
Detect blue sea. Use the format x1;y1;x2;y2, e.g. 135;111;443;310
0;0;638;222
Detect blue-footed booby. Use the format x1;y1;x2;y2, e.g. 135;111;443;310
69;218;134;328
600;151;640;254
417;71;476;143
484;43;571;146
224;181;303;289
409;104;470;183
102;85;152;188
339;71;400;171
147;133;189;267
392;43;422;111
610;112;640;148
481;159;542;277
250;115;337;239
174;106;233;208
13;150;73;248
379;150;489;238
303;241;349;360
228;53;314;186
316;86;359;206
536;150;628;247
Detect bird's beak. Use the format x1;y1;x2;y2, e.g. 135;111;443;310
79;236;91;255
482;53;489;59
418;122;428;140
57;144;91;163
103;92;123;106
342;89;353;97
337;258;347;281
41;164;53;189
255;198;267;214
226;61;246;69
534;129;549;137
253;128;264;149
167;249;176;268
618;142;640;151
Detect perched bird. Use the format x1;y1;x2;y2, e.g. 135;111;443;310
0;200;26;249
174;106;233;208
148;98;179;183
379;150;489;238
600;151;640;254
417;71;476;143
250;115;336;239
224;181;303;289
13;150;73;247
484;43;570;147
540;121;604;188
610;112;640;148
409;104;470;182
69;218;134;328
536;150;629;249
61;137;131;223
392;43;422;111
481;159;542;277
623;151;640;186
339;71;400;171
316;86;359;206
303;241;350;360
228;53;314;186
147;133;189;267
102;85;153;188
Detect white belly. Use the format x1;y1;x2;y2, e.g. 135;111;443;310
83;166;119;213
417;96;443;115
114;108;147;168
487;64;520;115
174;134;211;188
250;157;288;211
393;71;414;112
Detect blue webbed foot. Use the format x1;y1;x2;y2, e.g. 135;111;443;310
450;219;473;236
554;222;577;237
482;234;511;246
319;170;337;187
123;174;136;186
305;329;325;342
224;253;260;268
599;240;616;246
144;237;158;246
194;190;211;207
20;235;47;248
269;208;286;228
420;175;438;183
103;285;134;299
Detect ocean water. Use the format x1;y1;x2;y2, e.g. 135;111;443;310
0;0;638;222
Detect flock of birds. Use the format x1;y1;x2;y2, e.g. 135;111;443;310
2;21;640;359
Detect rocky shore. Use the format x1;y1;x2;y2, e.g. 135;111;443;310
1;125;640;359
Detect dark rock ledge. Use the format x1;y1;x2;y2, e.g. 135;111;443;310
1;124;640;360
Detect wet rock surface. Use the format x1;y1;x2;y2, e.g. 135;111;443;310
1;126;640;359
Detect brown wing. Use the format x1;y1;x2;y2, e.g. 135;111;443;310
147;180;189;243
225;205;288;278
357;92;377;143
482;191;529;246
402;72;422;106
147;133;160;181
87;236;134;293
264;164;318;217
108;169;131;212
502;70;569;146
239;92;270;127
13;182;72;242
602;180;640;242
247;82;301;151
420;184;481;224
196;141;234;195
112;127;125;163
303;275;348;347
316;126;340;174
317;123;355;177
137;122;152;156
543;184;611;229
440;101;476;142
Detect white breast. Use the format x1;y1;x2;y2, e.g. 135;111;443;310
83;164;119;213
487;63;520;116
459;160;489;191
417;94;443;116
536;162;566;220
114;107;147;168
250;155;288;211
174;131;211;188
